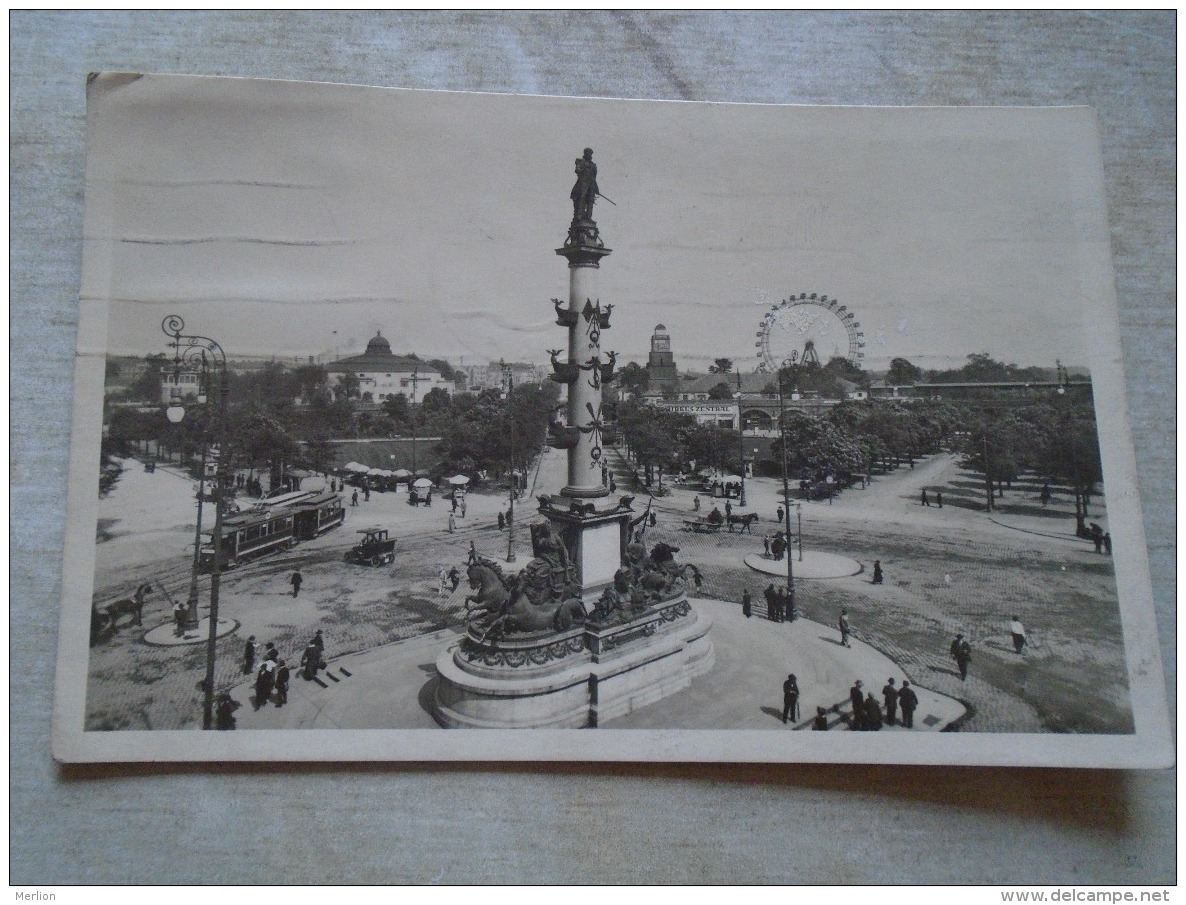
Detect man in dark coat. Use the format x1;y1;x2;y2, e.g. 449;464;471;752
863;693;883;730
812;706;829;731
741;588;752;618
882;678;899;726
849;680;865;730
951;634;972;681
782;674;800;724
290;569;303;598
872;560;884;585
254;661;275;710
763;583;776;620
242;635;257;675
301;641;321;680
273;660;290;708
898;681;919;728
215;694;241;730
839;609;851;647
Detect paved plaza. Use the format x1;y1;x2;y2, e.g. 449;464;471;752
85;442;1127;736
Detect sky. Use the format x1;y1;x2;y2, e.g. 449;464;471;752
84;74;1112;374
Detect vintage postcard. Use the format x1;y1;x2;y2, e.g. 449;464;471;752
53;73;1172;765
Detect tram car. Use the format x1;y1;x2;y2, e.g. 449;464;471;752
290;490;346;539
198;488;345;570
199;507;296;571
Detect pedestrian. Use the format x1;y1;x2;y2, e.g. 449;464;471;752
242;635;257;675
438;567;449;597
449;567;461;591
763;583;776;620
782;674;800;724
498;511;506;531
460;498;467;518
839;609;851;647
264;642;278;664
215;694;241;730
1009;615;1027;654
301;641;320;680
861;475;868;490
951;633;971;681
921;489;930;507
776;586;787;623
882;677;899;726
609;478;616;493
771;534;785;561
364;486;371;502
254;661;275;710
763;534;772;558
741;588;752;619
351;490;358;507
725;500;733;520
863;693;883;730
1103;532;1112;555
1091;524;1104;553
172;599;187;635
448;512;457;534
849;680;865;730
871;560;883;585
505;507;511;527
649;510;657;528
936;491;943;509
311;630;324;658
776;505;784;523
1040;482;1051;506
290;569;303;598
693;495;701;512
898;681;918;729
812;706;829;730
451;495;458;513
273;659;290;708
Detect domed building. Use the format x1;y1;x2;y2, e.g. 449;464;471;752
325;331;453;404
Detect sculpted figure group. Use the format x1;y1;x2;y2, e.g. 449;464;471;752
462;525;702;643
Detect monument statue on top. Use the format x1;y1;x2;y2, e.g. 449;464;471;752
432;148;714;729
571;147;598;221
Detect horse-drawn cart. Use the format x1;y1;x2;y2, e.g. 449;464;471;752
344;528;396;566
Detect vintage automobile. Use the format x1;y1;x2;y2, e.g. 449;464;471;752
344;528;396;566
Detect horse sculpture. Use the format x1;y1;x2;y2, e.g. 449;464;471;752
462;539;586;644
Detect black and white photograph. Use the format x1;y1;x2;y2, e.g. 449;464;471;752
52;72;1170;766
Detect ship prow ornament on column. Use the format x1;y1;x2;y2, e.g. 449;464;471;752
433;149;714;729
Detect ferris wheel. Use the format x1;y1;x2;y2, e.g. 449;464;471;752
755;293;865;373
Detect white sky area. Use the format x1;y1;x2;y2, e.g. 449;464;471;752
84;74;1109;373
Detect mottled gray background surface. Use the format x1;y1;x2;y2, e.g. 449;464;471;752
12;11;1174;884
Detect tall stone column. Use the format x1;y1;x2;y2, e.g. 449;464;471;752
556;218;611;499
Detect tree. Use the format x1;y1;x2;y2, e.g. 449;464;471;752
128;353;168;402
427;359;456;382
707;382;734;400
886;357;922;386
382;392;410;426
708;357;733;375
614;361;650;397
301;434;338;474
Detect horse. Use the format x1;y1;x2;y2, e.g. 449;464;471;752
464;560;511;622
476;586;586;644
105;582;152;632
727;512;760;534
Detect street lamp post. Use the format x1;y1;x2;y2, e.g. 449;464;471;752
163;315;228;730
776;352;799;619
736;369;746;508
167;384;208;631
501;360;516;563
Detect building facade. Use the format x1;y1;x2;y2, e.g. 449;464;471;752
325;332;452;403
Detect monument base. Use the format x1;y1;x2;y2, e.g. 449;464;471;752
432;595;714;729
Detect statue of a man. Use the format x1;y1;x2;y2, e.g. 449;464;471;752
570;148;598;221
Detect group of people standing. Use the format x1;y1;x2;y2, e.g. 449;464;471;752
741;583;796;623
220;629;328;727
761;531;793;561
843;677;920;730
